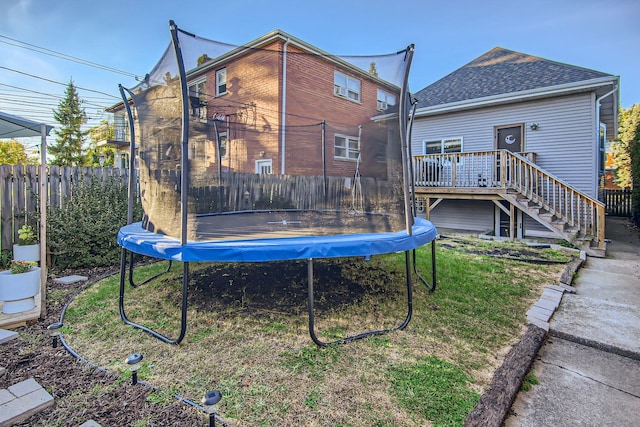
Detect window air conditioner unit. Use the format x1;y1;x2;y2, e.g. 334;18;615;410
335;86;347;96
377;101;388;110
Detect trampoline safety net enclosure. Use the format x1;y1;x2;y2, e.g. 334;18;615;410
116;20;437;345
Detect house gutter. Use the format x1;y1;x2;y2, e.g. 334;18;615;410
595;84;619;132
413;76;619;117
281;38;290;174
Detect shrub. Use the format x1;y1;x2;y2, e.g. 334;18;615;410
47;177;142;269
0;251;13;270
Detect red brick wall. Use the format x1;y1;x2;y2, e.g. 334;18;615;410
193;40;400;177
284;46;398;177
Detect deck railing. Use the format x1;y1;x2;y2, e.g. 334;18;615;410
412;150;605;248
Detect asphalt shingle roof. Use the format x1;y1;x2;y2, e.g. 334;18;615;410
413;47;614;109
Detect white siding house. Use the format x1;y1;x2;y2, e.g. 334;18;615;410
411;47;619;254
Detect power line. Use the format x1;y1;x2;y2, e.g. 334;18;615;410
0;34;141;79
0;65;120;99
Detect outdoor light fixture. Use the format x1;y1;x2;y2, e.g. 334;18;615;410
47;322;63;348
530;123;539;131
125;353;144;385
202;390;223;427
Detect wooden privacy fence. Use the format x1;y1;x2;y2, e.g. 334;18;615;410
190;172;397;213
604;188;632;217
0;164;132;251
1;164;400;252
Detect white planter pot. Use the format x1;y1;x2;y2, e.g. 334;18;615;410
13;244;40;262
0;267;41;314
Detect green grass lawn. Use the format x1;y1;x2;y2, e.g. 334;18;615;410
62;236;569;426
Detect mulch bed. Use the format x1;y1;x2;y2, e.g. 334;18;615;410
0;266;208;426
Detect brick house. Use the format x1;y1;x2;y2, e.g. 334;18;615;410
106;30;405;181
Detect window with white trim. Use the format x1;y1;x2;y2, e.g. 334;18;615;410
216;68;227;96
334;134;360;160
217;131;228;159
334;71;361;102
255;159;272;174
188;78;207;101
423;137;463;165
376;89;396;110
423;137;463;155
188;78;207;118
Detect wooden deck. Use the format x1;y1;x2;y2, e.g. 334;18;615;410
412;150;606;255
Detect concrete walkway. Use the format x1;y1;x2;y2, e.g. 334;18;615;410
505;217;640;426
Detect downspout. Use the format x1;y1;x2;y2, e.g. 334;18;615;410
280;38;290;174
595;84;618;127
595;84;618;193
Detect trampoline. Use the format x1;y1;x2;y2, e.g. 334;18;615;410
116;21;437;346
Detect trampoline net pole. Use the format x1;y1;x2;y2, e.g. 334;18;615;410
399;45;416;235
169;20;191;246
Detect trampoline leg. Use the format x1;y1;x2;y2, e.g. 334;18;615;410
411;239;437;293
307;253;414;347
128;251;173;288
119;248;189;344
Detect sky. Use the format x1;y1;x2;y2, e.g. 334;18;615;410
1;0;639;150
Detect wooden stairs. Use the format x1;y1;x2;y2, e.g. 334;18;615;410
501;191;605;257
412;150;607;257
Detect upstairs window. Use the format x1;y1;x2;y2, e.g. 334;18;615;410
376;89;396;110
188;78;207;118
216;68;227;96
334;71;361;102
334;134;360;160
188;78;207;102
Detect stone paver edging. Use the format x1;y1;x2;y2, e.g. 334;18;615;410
463;255;584;426
0;378;54;426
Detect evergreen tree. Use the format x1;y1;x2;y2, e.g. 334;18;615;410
50;80;87;165
611;104;640;188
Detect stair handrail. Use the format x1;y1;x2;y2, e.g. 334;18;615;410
502;150;605;248
411;150;605;249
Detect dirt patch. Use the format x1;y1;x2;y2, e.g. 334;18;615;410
189;259;402;315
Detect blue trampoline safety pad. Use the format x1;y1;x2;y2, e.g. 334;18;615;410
117;218;438;262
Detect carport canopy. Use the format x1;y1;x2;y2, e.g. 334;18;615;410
0;111;53;138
